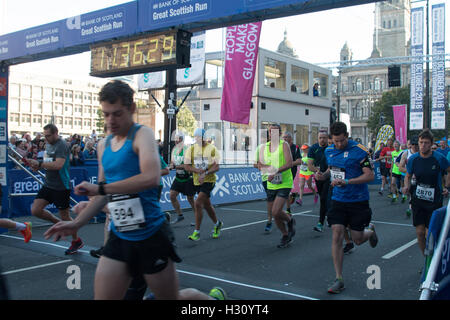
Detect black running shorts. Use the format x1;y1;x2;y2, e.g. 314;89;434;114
411;198;443;228
36;186;71;210
102;221;182;278
194;182;215;198
327;200;372;231
170;178;195;197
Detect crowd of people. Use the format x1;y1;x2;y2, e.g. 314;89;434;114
8;131;100;168
1;79;449;299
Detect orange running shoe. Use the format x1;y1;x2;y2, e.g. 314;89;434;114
20;222;32;243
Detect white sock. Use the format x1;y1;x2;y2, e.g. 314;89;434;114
15;222;26;231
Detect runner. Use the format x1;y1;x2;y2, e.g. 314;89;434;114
254;130;272;233
184;128;223;241
258;124;296;248
398;136;419;218
295;144;318;207
307;130;330;232
324;121;378;294
168;132;195;224
26;123;83;255
44;80;222;300
379;139;394;197
390;140;404;204
403;129;450;255
282;132;302;215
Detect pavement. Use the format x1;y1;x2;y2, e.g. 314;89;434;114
1;185;448;300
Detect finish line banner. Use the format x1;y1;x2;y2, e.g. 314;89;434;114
431;3;446;130
410;7;424;130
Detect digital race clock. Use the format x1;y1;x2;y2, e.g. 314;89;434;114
90;29;191;77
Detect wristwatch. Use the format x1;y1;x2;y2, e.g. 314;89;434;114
98;181;107;195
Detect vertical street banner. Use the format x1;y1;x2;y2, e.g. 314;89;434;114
221;22;262;125
0;67;8;220
410;7;424;130
431;3;445;130
393;104;407;144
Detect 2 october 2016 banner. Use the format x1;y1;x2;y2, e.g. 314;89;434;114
431;3;446;130
410;7;424;131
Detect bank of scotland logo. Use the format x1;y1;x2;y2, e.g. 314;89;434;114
212;175;230;197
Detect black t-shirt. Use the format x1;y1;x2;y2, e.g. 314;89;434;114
290;144;301;176
308;143;328;173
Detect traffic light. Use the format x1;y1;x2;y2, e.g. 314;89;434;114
388;65;401;87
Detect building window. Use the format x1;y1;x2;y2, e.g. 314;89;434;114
204;122;223;150
295;124;309;146
32;86;42;99
356;78;363;92
21;99;31;113
9;98;19;112
264;57;286;90
313;72;328;97
205;59;224;89
10;83;20;97
54;89;63;100
230;123;252;152
21;85;31;98
10;113;19;123
291;65;309;95
43;87;53;100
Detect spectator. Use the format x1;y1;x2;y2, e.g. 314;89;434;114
70;144;85;166
27;144;38;160
313;83;319;97
82;140;97;160
37;139;46;160
436;139;449;158
15;139;28;158
9;135;17;150
31;133;42;146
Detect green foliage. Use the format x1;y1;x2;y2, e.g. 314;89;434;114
176;104;196;137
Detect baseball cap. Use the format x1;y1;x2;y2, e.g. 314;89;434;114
301;144;309;150
194;128;205;137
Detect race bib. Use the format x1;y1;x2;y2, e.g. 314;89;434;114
415;184;435;202
108;194;146;232
300;164;308;172
194;157;208;170
43;151;52;163
330;167;345;181
271;173;283;184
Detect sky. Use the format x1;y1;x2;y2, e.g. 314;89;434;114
0;0;448;77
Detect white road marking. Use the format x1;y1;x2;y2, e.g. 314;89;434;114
1;259;73;275
220;209;312;231
0;234;90;254
177;269;319;300
382;239;418;259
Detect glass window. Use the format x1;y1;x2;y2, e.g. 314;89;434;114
21;99;31;112
65;104;73;114
10;83;20;97
55;117;63;126
229;123;252;152
21;85;31;98
33;115;42;125
204;122;223;150
43;101;52;114
295;124;309;146
264;57;286;90
74;91;82;102
43;87;53;100
313;72;328;97
32;86;42;99
356;78;363;92
310;125;320;145
32;100;42;113
205;59;224;89
64;90;73;101
9;98;19;111
291;65;309;95
281;123;294;139
21;114;31;125
10;113;19;123
54;89;63;100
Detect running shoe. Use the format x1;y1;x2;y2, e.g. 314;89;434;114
188;230;200;241
209;287;227;300
264;222;273;233
287;217;296;239
391;197;398;203
368;223;378;248
165;212;171;223
65;238;84;255
401;195;407;203
90;246;103;258
313;222;323;233
171;214;185;224
328;278;345;294
212;221;223;239
296;199;303;206
20;222;32;243
406;209;412;218
277;235;291;248
378;190;383;196
314;194;319;204
343;242;355;254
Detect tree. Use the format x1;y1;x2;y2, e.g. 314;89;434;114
367;86;410;139
176;104;196;137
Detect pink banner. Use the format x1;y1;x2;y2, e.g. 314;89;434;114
220;22;262;124
393;104;407;144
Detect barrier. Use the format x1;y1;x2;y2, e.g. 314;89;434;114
420;201;450;300
2;161;383;220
